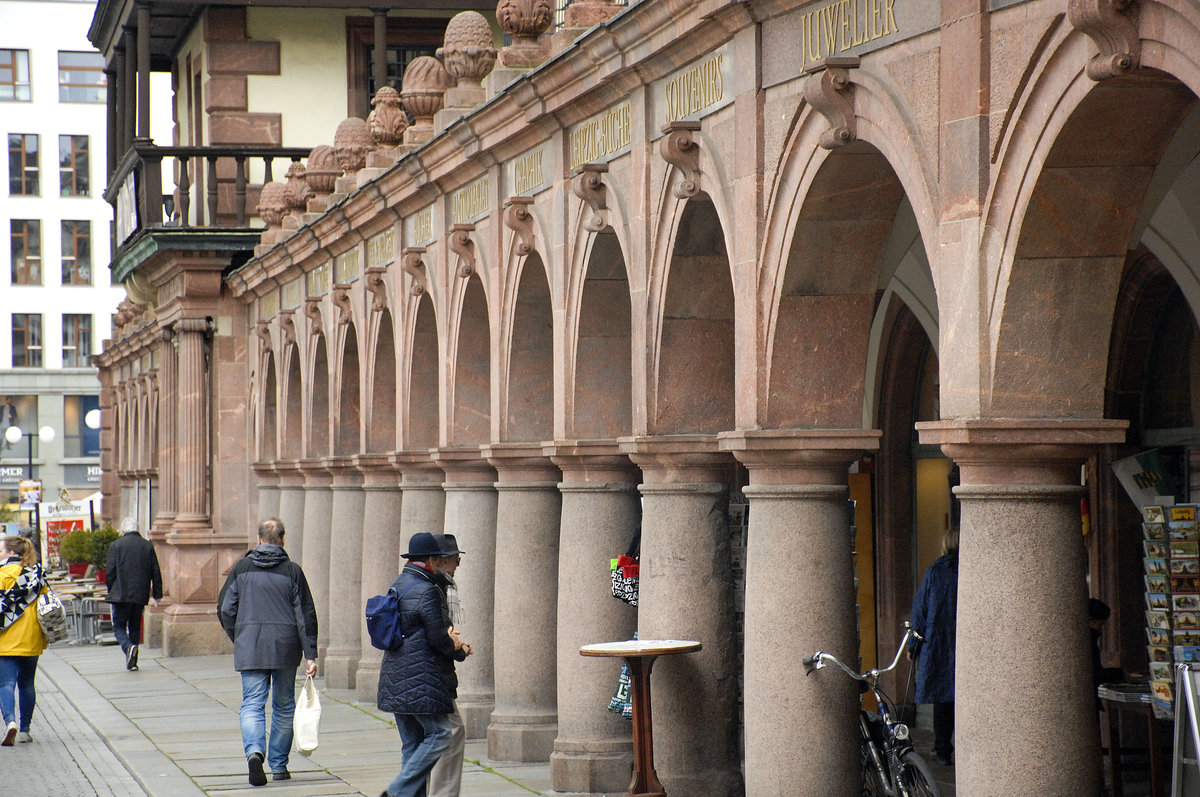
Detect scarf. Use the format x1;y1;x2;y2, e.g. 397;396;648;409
0;556;47;632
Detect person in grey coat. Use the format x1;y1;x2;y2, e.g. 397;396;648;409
218;518;318;787
377;532;469;797
105;516;162;671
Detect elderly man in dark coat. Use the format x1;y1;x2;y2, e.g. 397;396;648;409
105;516;163;671
910;527;959;767
218;518;318;787
377;532;469;797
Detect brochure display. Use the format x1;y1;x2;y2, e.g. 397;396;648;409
1146;505;1200;719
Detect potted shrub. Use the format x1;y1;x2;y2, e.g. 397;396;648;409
59;528;94;577
91;523;119;581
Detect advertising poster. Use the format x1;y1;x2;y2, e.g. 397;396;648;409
43;518;83;570
18;479;41;509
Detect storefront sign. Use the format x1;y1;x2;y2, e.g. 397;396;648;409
651;45;734;133
334;249;360;284
509;144;550;197
63;464;102;486
366;228;396;269
260;291;278;320
1113;449;1179;507
405;205;436;247
0;466;30;487
762;0;937;87
451;175;491;225
281;278;302;310
568;102;632;170
306;261;331;296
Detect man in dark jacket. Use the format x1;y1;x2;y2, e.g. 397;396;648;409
105;516;163;671
377;532;468;797
218;518;318;787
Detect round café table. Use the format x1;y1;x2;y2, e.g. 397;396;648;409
580;639;702;797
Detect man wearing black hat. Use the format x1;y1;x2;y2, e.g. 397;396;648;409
377;532;470;797
429;533;469;797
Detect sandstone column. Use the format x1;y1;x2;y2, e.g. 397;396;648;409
299;460;334;665
275;462;306;564
172;317;210;533
356;454;403;701
720;430;881;797
484;444;562;762
547;441;639;793
153;325;177;533
433;448;497;739
619;435;741;797
917;420;1126;797
324;458;365;689
254;463;281;522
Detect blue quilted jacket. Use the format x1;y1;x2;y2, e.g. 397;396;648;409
376;562;460;715
910;552;958;704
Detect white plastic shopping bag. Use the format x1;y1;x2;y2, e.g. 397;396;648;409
294;674;321;754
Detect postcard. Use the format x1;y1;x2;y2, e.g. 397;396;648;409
1146;540;1168;558
1151;662;1174;682
1176;630;1200;645
1150;645;1171;662
1172;541;1200;559
1152;680;1174;702
1175;611;1200;630
1149;593;1171;610
1176;594;1200;611
1145;506;1166;523
1171;575;1199;593
1170;505;1197;522
1170;558;1198;575
1148;557;1169;575
1149;627;1170;646
1149;574;1170;592
1149;610;1172;629
1145;522;1168;540
1171;520;1199;538
1176;645;1200;662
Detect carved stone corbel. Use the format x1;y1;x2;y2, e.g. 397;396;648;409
803;57;859;150
254;320;272;352
572;164;608;232
303;297;323;338
402;247;428;296
365;266;389;310
448;224;477;278
504;197;536;256
332;284;353;326
1068;0;1141;81
659;121;701;199
278;310;297;349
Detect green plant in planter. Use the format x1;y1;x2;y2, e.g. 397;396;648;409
91;524;119;568
59;528;95;565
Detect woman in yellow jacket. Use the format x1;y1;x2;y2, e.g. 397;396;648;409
0;535;48;745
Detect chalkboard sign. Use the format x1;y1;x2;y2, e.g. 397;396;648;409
1172;663;1200;796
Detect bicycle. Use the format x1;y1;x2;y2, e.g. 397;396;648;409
803;622;944;797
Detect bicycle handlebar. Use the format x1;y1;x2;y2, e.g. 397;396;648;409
803;622;924;682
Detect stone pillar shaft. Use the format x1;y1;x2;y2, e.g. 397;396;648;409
486;445;562;763
155;327;178;530
435;449;497;739
325;460;365;689
549;443;639;793
918;419;1127;797
299;462;334;665
173;318;210;530
275;464;306;565
621;436;741;797
356;457;406;702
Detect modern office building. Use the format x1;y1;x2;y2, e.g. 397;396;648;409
88;0;1200;794
0;0;124;509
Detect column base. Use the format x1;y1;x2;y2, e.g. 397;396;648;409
550;738;633;793
458;693;496;740
356;661;381;703
144;609;164;649
323;650;359;690
488;713;558;762
162;613;232;658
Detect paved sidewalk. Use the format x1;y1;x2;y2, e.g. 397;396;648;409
35;644;550;797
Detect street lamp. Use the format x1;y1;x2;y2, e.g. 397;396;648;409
4;424;56;480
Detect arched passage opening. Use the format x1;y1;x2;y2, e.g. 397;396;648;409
505;253;553;441
369;311;397;453
336;325;360;456
260;352;277;460
408;295;439;451
283;346;302;459
452;278;490;447
573;231;632;439
310;335;330;457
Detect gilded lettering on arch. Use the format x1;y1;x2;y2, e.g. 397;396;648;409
798;0;899;69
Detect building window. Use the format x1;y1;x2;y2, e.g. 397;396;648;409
59;135;89;196
62;314;92;367
63;395;101;457
58;51;106;103
0;49;31;102
12;314;42;367
8;134;38;195
61;221;91;285
346;18;447;118
10;220;41;285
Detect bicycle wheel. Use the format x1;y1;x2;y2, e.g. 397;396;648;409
897;750;943;797
860;741;888;797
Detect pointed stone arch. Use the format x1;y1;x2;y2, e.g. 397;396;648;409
282;346;303;459
336;324;361;456
503;252;553;442
571;230;632;439
451;276;491;446
407;294;440;451
260;351;278;461
310;335;331;457
369;310;397;453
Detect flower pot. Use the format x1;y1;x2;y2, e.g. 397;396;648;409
68;563;88;578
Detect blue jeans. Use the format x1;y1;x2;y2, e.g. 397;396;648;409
110;602;144;653
238;668;298;773
0;656;38;732
386;713;453;797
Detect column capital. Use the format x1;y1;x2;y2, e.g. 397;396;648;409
432;446;497;483
618;434;732;484
297;458;332;485
545;439;639;484
718;428;880;485
272;460;307;488
251;461;281;482
916;419;1127;485
353;454;398;488
390;450;444;484
483;442;561;483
